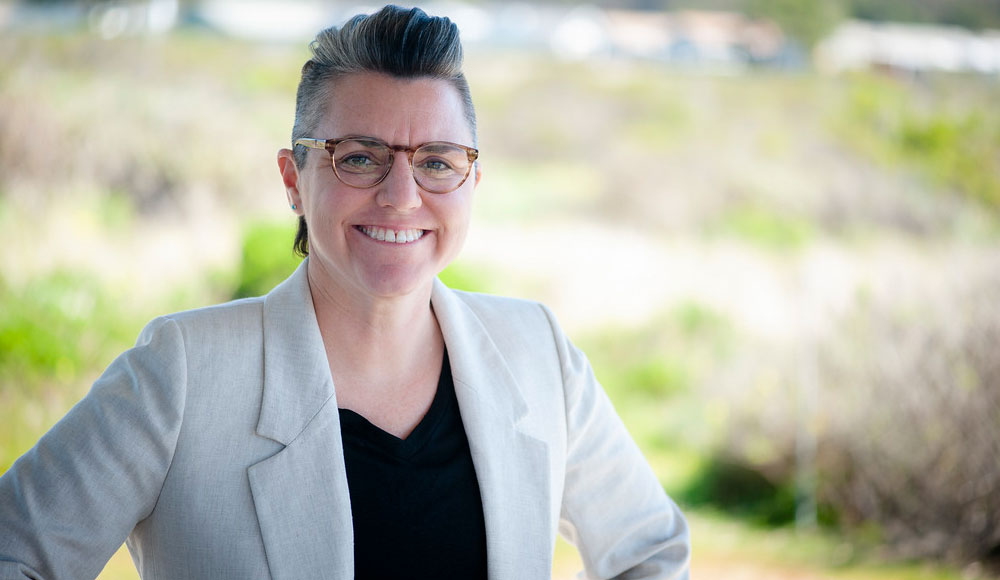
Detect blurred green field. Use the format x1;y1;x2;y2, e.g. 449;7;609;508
2;30;999;579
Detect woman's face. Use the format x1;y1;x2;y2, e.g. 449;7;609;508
283;72;479;303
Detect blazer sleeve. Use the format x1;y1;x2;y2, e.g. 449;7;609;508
543;307;691;580
0;317;187;580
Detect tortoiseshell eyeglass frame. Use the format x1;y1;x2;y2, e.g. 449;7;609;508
293;137;479;194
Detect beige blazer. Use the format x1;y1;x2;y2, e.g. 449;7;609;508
0;260;689;579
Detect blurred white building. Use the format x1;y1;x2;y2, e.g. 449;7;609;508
194;0;331;42
816;20;1000;75
605;9;786;67
5;0;178;37
10;1;999;77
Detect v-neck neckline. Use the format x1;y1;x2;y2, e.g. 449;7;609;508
338;351;453;460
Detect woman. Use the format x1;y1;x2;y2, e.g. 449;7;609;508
0;5;689;579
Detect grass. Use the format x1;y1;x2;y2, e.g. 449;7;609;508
98;546;138;580
689;510;968;580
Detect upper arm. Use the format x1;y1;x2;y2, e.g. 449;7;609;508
542;306;690;580
0;317;188;579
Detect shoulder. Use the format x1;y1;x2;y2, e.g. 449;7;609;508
137;295;266;348
160;295;265;325
443;287;559;334
434;284;575;378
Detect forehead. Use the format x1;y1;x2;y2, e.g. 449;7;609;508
317;72;471;145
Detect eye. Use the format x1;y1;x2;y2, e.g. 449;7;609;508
417;157;457;175
337;152;382;173
334;139;390;174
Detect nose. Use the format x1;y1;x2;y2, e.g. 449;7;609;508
375;151;422;211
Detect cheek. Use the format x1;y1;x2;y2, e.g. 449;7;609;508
297;173;320;210
441;197;474;258
302;178;349;217
442;194;474;234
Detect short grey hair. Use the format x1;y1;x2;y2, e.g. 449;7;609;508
290;5;477;256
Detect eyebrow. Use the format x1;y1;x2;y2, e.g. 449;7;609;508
338;136;467;151
416;143;461;153
341;136;387;147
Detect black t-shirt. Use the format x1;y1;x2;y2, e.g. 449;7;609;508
338;351;489;579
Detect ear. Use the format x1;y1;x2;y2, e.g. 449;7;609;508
277;149;304;215
473;162;482;188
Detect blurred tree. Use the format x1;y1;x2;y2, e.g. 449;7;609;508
485;0;1000;31
849;0;925;22
745;0;846;49
849;0;1000;30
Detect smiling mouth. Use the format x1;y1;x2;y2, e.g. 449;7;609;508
357;225;426;244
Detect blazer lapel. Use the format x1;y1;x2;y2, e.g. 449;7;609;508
432;280;553;579
248;259;354;580
245;267;553;579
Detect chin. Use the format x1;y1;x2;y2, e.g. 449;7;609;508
360;266;436;299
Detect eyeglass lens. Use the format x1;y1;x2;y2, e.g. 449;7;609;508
332;139;472;193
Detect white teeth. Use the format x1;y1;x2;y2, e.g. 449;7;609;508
360;226;425;244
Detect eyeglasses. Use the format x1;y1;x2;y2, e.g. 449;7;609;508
294;136;479;194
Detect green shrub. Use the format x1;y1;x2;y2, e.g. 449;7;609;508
622;359;690;399
232;221;302;299
713;204;815;249
0;272;135;392
0;271;143;471
834;74;1000;212
678;456;798;527
581;301;733;403
438;261;496;294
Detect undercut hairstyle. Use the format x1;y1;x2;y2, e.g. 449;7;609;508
289;4;477;257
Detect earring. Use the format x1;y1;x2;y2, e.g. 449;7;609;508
291;204;297;210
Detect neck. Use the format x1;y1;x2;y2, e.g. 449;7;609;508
306;259;443;386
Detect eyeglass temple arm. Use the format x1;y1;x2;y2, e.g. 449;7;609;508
293;138;328;150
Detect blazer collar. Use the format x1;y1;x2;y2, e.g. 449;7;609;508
251;259;353;580
432;279;554;578
257;258;335;445
430;278;530;426
256;267;536;446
